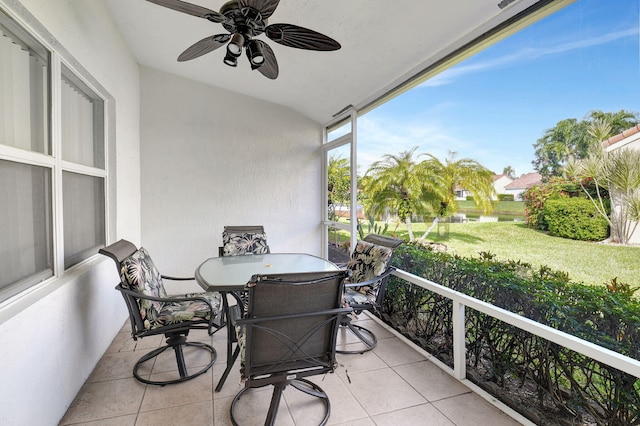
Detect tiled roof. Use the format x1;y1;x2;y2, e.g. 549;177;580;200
504;172;542;189
601;124;640;149
493;174;505;181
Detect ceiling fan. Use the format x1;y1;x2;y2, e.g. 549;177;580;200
146;0;341;79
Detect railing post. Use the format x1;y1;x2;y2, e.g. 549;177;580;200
452;301;466;380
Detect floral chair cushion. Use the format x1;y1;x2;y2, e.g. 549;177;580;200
120;247;167;324
157;293;221;328
223;231;269;256
235;323;247;379
120;247;221;330
347;240;393;290
343;287;376;306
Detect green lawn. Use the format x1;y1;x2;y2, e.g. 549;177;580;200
331;217;639;287
457;200;525;221
401;221;639;287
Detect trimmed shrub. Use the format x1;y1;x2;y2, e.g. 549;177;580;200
544;198;609;241
523;177;608;231
497;193;514;201
383;244;640;425
465;195;474;201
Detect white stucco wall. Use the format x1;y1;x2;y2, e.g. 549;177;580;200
0;1;140;425
493;175;513;198
140;67;324;279
605;132;640;244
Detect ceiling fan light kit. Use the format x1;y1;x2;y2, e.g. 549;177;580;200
146;0;341;79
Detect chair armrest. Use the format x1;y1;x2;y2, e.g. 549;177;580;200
236;307;353;326
161;275;195;281
117;285;214;308
344;266;396;289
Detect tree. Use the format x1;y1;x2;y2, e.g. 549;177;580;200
327;154;350;221
502;166;516;180
421;151;496;216
565;148;640;244
362;148;496;242
533;118;588;180
362;147;442;240
416;152;496;241
533;110;639;180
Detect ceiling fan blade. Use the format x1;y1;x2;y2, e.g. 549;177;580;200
265;23;341;51
253;40;279;79
146;0;226;23
177;34;231;61
238;0;280;19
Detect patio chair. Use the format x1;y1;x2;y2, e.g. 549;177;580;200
99;239;223;385
339;236;401;354
362;233;404;249
230;270;351;426
219;225;270;257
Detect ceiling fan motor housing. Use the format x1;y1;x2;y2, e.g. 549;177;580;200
220;0;267;40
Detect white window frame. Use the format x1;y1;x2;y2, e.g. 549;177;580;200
321;108;358;258
0;5;111;306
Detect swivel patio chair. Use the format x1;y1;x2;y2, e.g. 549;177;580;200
99;239;223;385
219;225;270;257
339;236;401;354
218;225;271;325
230;270;351;426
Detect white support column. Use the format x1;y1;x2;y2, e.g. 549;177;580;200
452;300;466;380
349;109;358;251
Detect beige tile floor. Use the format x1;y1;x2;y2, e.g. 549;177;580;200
59;315;523;426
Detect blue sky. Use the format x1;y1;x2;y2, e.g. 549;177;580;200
356;0;640;177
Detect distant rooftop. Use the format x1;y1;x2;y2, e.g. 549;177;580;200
601;124;640;149
504;172;542;189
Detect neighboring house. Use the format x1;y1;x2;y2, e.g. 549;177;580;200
602;124;640;244
454;174;514;200
504;172;543;201
493;174;514;199
454;184;472;200
333;204;365;220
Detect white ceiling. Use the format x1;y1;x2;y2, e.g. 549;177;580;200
104;0;547;124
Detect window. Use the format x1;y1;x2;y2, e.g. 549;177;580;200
60;64;106;269
0;10;107;303
0;14;49;154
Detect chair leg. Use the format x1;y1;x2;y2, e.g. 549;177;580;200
132;335;216;386
265;382;286;426
230;379;331;426
337;319;378;354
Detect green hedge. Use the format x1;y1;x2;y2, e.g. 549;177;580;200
544;198;609;241
497;193;515;201
383;244;640;425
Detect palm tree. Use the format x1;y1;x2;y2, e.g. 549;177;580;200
362;147;441;240
421;151;495;215
416;151;496;241
502;166;516;179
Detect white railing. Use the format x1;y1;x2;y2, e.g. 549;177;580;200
392;268;640;380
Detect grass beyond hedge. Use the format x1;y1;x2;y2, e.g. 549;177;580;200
401;221;639;287
457;200;525;221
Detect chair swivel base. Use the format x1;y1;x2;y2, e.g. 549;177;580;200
133;335;217;386
337;318;378;354
230;378;331;426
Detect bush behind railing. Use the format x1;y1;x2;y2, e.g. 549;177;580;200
382;244;640;425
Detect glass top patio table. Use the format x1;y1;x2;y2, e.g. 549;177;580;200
194;252;340;391
195;253;339;292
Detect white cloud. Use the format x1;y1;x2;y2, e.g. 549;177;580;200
356;114;471;173
421;27;638;88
